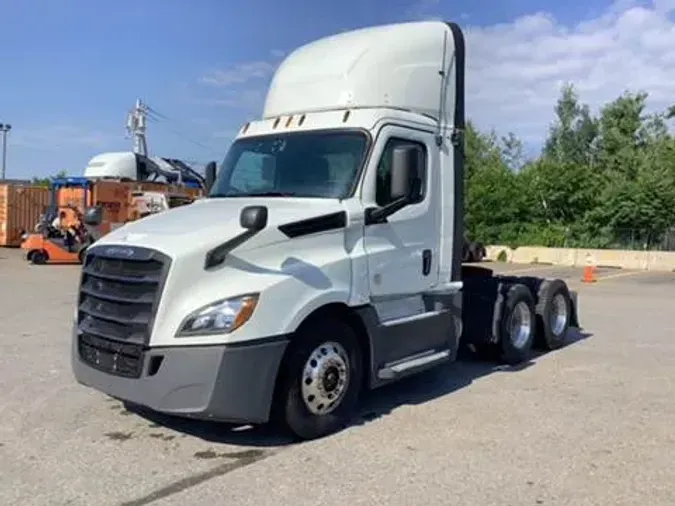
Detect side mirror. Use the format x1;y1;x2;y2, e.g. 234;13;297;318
240;205;268;231
204;161;217;192
390;145;421;200
83;205;103;226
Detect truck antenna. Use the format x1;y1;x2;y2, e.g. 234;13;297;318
125;99;149;157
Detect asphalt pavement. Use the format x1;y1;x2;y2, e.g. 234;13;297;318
1;251;674;506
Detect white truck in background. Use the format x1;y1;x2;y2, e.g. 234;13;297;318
83;151;206;190
72;20;579;440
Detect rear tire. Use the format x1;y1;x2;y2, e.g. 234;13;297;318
499;283;536;365
30;249;48;265
470;242;485;262
534;279;571;350
275;318;363;441
462;241;471;262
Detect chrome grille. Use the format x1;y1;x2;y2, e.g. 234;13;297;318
76;245;171;377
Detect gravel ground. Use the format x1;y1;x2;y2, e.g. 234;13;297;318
1;250;674;506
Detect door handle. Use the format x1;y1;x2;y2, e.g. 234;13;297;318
422;249;432;276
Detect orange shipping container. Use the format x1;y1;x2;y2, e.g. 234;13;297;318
92;180;132;225
0;184;51;247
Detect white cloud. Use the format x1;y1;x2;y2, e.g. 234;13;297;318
200;61;277;87
201;47;287;86
460;0;675;145
195;52;288;122
196;0;675;150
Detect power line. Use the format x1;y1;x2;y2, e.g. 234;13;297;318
145;105;170;121
142;103;223;156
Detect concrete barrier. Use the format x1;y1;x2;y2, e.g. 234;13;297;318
485;245;675;272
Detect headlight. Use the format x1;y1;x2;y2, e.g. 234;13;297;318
176;294;259;336
20;233;28;242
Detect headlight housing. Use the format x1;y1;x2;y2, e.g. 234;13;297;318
176;294;259;336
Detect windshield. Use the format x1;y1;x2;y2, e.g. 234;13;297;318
209;130;369;199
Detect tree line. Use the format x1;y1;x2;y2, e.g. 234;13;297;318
465;84;675;251
31;170;67;187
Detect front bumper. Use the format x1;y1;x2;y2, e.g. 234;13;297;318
71;326;289;424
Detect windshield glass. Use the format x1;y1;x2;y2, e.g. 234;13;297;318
209;130;369;199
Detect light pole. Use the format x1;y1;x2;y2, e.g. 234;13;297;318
0;123;11;180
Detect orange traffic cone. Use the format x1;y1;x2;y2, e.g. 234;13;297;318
582;265;596;283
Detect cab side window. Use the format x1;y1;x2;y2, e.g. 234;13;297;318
375;138;427;207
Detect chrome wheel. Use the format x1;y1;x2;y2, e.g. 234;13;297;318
549;293;568;336
509;301;533;349
300;341;350;416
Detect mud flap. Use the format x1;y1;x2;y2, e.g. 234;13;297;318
569;290;580;328
490;281;507;345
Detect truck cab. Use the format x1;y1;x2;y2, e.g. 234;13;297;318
72;20;578;440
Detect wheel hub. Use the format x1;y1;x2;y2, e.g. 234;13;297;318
301;341;350;416
322;366;340;392
550;293;568;336
509;301;532;349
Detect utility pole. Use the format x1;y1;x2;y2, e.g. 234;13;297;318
125;99;148;157
0;123;11;180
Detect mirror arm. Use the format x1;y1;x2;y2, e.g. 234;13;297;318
205;205;268;270
366;178;421;225
204;229;259;270
365;196;410;225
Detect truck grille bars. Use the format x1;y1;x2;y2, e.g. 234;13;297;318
76;245;171;378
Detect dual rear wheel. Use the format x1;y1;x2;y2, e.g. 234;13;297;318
499;279;572;365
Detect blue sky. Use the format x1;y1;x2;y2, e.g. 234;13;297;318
2;0;672;179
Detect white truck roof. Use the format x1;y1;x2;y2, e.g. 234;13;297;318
83;152;138;179
262;21;463;127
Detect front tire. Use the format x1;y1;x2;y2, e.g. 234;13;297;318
30;249;48;265
276;318;363;441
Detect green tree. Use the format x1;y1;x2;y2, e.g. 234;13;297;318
543;83;598;167
595;91;648;178
31;170;68;187
501;132;526;171
465;83;675;250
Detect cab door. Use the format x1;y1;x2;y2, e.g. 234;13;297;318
362;124;440;318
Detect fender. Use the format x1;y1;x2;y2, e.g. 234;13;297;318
281;289;352;335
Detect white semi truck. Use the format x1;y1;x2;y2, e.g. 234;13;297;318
72;20;579;440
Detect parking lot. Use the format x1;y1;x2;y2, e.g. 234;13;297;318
1;249;674;506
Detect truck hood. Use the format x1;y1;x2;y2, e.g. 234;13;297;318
98;197;346;256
